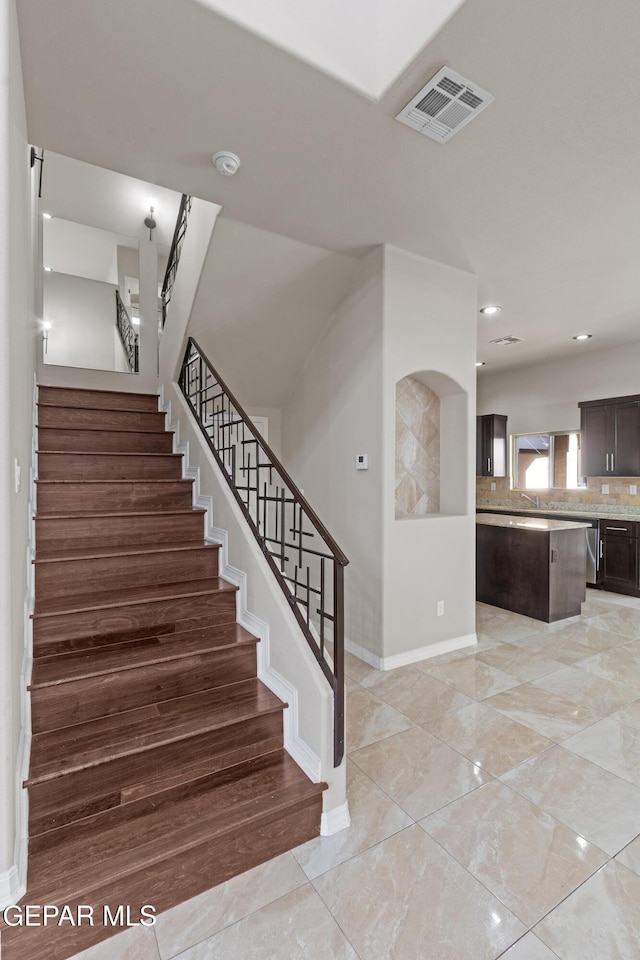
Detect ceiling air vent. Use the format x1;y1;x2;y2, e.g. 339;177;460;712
396;67;494;143
489;336;524;346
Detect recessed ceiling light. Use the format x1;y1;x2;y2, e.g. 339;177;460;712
572;333;592;341
475;361;485;367
42;212;52;220
43;266;52;272
480;305;501;316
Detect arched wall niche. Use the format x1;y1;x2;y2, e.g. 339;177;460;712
395;369;468;519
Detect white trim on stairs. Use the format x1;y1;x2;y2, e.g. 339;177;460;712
158;386;323;785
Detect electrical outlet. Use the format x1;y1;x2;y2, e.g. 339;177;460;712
631;484;638;495
490;482;496;491
601;484;609;494
437;600;444;617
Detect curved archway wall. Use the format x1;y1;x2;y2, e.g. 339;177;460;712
381;246;477;666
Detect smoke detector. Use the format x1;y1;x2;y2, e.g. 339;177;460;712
490;336;524;346
212;151;241;176
396;67;494;143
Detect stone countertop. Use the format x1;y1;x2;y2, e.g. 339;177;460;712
476;504;640;522
476;513;592;531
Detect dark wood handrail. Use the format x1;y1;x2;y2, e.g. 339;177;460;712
161;194;192;329
179;337;348;766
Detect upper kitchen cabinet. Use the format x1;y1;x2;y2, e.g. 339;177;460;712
579;395;640;477
476;414;507;477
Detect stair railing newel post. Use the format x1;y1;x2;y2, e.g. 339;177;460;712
178;337;348;766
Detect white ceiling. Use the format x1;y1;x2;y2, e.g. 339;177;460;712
16;0;640;383
194;0;467;98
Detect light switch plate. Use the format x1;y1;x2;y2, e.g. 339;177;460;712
631;484;638;495
601;484;609;494
490;482;496;491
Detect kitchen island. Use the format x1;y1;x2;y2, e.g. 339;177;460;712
476;513;591;622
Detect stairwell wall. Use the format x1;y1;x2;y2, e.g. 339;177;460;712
281;248;385;659
0;0;38;907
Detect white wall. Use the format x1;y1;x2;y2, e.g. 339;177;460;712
245;406;282;459
477;341;640;436
381;246;477;662
0;0;38;907
282;248;385;657
43;272;122;371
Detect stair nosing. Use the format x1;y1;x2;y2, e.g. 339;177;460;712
34;541;218;564
35;508;205;519
37;450;182;458
35;478;193;485
37;424;173;436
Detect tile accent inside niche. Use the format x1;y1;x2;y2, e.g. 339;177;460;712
395;376;440;518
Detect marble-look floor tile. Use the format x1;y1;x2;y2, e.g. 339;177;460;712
580;596;629;618
343;651;382;687
534;860;640;960
562;715;640;787
313;824;526;960
350;725;489;820
292;761;412;880
420;656;522;699
425;701;554;777
501;746;640;855
346;687;413;753
612;698;640;730
421;780;607;927
529;665;637;717
367;667;474;723
616;835;640;877
476;643;564;682
526;620;627;655
488;666;637;741
499;933;562;959
173;884;358;960
588;605;640;640
576;642;640;687
154;852;307;958
476;617;542;643
67;926;159;960
510;632;595;666
484;683;593;742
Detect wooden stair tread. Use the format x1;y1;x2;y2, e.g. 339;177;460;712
34;540;219;564
28;679;284;783
36;477;192;485
37;424;172;436
37;450;182;461
35;507;205;520
33;576;236;617
31;624;258;686
24;752;323;908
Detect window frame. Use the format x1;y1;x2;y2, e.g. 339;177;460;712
511;430;585;491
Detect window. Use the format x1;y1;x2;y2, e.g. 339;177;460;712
513;432;585;490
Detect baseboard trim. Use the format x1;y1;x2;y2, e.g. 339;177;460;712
345;633;477;671
321;800;351;837
0;865;25;911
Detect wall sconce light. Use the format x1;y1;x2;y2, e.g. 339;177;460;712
42;320;51;354
144;206;157;241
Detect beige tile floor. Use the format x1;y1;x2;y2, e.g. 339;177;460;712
71;588;640;960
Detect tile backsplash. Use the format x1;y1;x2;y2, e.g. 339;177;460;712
396;376;440;518
477;476;640;517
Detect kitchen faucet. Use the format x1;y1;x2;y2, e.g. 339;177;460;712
521;493;540;508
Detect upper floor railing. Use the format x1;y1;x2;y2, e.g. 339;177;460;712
178;337;348;766
161;194;192;329
115;290;138;373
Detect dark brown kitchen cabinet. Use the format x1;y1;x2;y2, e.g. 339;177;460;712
579;395;640;477
599;519;640;596
476;414;507;477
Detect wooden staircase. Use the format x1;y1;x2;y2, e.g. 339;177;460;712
1;386;326;960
